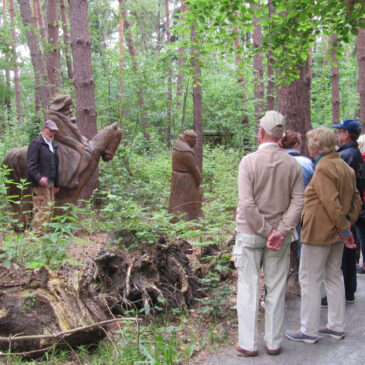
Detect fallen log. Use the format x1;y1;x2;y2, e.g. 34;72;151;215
0;265;109;354
0;233;204;356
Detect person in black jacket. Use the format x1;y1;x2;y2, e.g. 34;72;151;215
27;120;60;232
331;119;365;303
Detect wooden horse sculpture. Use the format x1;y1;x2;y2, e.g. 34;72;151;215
3;122;123;226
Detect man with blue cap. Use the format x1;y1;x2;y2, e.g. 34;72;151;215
328;119;365;304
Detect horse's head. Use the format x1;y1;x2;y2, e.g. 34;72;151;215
97;123;124;161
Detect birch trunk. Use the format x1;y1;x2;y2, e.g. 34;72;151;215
59;0;73;80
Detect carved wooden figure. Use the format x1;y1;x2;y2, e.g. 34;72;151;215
168;130;204;221
3;94;123;226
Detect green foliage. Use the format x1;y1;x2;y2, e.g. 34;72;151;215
181;0;365;84
312;37;359;126
0;209;77;270
72;319;200;364
0;166;79;268
0;165;20;235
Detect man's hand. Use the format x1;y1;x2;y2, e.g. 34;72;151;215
267;229;285;251
39;176;48;187
340;231;356;249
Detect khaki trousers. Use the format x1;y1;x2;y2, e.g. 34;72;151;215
299;241;345;336
32;185;55;232
234;233;290;351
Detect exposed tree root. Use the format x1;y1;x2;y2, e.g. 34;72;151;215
0;232;205;357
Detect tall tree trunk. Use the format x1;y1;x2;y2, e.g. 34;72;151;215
357;27;365;130
35;0;46;41
181;82;189;130
233;26;245;101
18;0;50;111
120;0;149;139
251;3;264;125
266;0;275;110
267;50;275;110
46;0;61;96
176;0;187;107
190;24;203;172
3;0;11;113
165;0;172;147
59;0;73;80
10;0;22;122
331;33;340;123
32;0;38;27
68;0;98;200
118;0;124;125
277;57;313;156
233;24;250;150
31;0;41;111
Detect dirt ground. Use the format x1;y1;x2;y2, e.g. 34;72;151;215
66;232;106;263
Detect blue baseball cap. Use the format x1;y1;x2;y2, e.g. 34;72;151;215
332;119;361;133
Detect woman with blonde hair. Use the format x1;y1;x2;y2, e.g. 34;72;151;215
286;127;361;343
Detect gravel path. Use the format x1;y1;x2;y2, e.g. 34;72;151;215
203;274;365;365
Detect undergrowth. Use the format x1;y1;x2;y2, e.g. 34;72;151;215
0;135;244;364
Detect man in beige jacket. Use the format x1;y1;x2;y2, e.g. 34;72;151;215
233;110;304;357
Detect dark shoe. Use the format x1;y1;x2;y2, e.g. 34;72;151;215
318;327;345;340
235;343;258;357
265;346;281;355
357;267;365;275
285;330;319;344
346;295;355;303
321;296;328;308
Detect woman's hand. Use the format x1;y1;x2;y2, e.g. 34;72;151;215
340;231;356;249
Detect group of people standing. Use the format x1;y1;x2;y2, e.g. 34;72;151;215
233;110;365;356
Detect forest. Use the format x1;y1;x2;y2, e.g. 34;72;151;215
0;0;364;363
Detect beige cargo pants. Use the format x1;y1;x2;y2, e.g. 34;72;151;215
31;185;55;232
233;232;291;351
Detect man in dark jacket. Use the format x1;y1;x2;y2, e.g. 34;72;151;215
332;119;365;303
27;120;60;232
